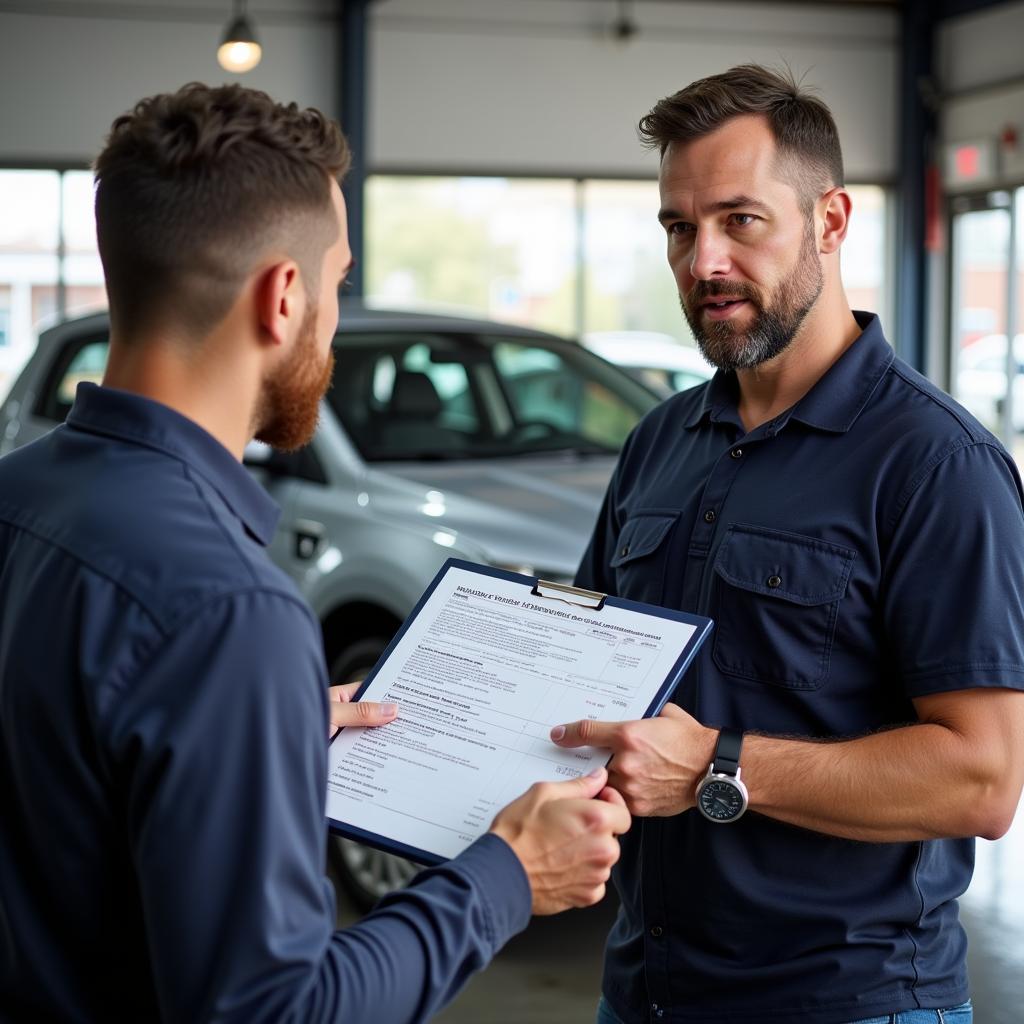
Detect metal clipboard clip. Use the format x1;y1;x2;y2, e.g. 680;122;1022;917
530;578;608;611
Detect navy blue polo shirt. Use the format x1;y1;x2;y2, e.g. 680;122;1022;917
577;314;1024;1024
0;383;529;1023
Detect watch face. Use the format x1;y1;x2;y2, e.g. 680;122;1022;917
698;778;745;821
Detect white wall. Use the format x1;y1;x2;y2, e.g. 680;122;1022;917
0;0;338;166
938;0;1024;152
369;0;899;181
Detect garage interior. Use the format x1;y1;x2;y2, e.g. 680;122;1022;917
1;1;1023;1022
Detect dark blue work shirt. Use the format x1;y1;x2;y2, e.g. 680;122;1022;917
577;314;1024;1024
0;383;530;1023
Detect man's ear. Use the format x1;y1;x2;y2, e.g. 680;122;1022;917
818;187;852;255
256;260;302;348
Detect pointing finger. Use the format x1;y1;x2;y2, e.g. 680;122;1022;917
550;718;626;750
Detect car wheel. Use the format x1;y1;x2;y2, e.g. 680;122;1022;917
329;636;389;686
329;837;421;911
327;634;419;910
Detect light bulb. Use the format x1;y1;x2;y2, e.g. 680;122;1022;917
217;39;262;73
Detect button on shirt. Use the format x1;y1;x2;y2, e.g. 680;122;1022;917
577;314;1024;1024
0;384;530;1023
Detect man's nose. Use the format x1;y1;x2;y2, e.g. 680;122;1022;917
689;230;732;280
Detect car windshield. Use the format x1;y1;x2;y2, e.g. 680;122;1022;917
328;331;660;461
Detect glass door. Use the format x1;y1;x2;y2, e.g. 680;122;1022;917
955;188;1024;1021
949;191;1019;457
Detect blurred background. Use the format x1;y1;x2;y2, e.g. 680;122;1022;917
1;1;1023;1020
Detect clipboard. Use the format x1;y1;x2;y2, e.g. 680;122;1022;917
326;557;712;866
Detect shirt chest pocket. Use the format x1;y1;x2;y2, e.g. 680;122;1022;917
711;525;856;690
609;512;678;607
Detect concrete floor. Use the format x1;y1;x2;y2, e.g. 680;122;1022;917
334;813;1024;1023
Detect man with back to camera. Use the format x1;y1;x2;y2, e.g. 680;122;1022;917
549;65;1024;1024
0;83;632;1023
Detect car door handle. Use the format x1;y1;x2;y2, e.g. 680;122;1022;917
294;519;325;560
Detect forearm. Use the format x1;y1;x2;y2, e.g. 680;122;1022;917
555;690;1023;845
744;720;1013;843
308;835;530;1024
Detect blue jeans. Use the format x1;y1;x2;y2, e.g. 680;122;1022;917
844;1003;972;1024
596;997;972;1024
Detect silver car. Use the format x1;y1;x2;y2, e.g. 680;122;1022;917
0;303;661;906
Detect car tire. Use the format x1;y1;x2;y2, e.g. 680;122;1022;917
326;634;419;911
329;636;390;686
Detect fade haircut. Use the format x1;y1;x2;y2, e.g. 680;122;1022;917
94;82;351;339
638;64;844;215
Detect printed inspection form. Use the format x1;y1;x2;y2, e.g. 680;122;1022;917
326;559;712;864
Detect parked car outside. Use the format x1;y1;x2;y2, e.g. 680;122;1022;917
0;301;661;908
955;332;1024;434
582;330;713;397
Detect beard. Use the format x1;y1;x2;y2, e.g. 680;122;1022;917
681;221;824;372
254;304;335;452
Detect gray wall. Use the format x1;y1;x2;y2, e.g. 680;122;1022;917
938;0;1024;166
369;0;899;181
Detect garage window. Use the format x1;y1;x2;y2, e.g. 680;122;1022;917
365;175;891;344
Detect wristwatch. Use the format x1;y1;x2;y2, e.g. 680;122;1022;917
695;728;748;823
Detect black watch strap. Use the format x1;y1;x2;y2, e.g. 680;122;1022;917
713;727;743;777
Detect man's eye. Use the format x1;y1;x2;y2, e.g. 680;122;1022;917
731;214;755;227
668;223;694;236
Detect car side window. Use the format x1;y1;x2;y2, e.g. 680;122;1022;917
37;336;109;422
329;333;484;458
329;328;656;460
399;342;479;433
491;340;638;449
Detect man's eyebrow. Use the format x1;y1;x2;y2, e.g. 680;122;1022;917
657;195;771;224
708;195;772;214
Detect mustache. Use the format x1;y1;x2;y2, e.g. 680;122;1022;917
686;280;760;307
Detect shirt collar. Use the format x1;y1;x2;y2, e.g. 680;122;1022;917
66;383;281;545
683;370;739;430
682;312;894;435
785;312;894;433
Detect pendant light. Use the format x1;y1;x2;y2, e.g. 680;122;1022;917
217;0;262;74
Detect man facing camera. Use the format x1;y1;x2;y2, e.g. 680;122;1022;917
552;65;1024;1024
0;83;629;1023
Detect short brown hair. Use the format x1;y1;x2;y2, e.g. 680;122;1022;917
94;82;351;338
638;65;843;212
